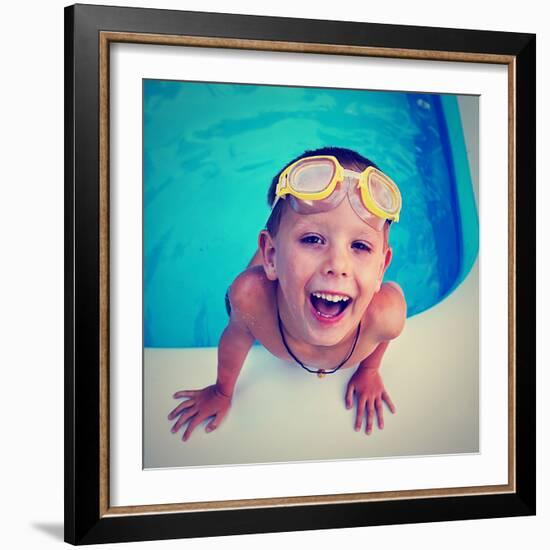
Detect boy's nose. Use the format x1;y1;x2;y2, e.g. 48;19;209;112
323;248;350;277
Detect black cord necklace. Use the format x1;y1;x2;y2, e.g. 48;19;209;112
277;306;361;378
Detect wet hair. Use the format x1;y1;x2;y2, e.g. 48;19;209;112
265;146;391;247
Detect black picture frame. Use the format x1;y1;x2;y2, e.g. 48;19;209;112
65;3;536;545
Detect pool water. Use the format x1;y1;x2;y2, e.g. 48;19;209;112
143;80;478;348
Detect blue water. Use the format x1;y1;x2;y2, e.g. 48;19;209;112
143;80;478;348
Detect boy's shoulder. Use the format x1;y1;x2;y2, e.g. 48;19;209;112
228;265;275;317
364;282;407;342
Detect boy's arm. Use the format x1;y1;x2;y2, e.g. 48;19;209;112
215;316;255;398
345;341;394;434
168;273;256;441
345;282;406;435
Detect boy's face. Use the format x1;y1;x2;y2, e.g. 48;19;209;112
261;195;392;348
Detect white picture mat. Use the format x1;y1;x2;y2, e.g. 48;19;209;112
110;43;509;507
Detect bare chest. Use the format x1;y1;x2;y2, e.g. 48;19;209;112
250;314;379;371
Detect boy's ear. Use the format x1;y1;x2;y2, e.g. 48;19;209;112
259;230;278;281
376;246;393;292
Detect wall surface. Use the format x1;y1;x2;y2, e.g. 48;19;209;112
0;0;546;548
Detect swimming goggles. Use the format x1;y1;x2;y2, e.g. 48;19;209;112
272;155;401;231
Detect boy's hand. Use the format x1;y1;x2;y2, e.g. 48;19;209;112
345;368;395;435
168;385;231;442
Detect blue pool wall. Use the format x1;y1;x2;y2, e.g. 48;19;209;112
143;81;479;348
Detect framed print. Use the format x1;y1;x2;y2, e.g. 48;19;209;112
64;3;536;545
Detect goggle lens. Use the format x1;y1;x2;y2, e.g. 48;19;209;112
368;171;399;214
289;159;335;194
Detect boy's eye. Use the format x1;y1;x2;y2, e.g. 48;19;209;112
300;234;324;245
352;241;372;252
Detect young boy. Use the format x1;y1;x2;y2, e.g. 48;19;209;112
168;147;406;441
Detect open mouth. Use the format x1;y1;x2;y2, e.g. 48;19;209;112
310;291;352;320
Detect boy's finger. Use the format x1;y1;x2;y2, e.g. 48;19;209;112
355;396;367;431
375;399;384;429
174;390;196;399
382;391;396;413
182;414;203;442
205;409;228;433
345;384;355;409
171;407;197;433
168;399;195;420
205;417;217;433
366;401;375;434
